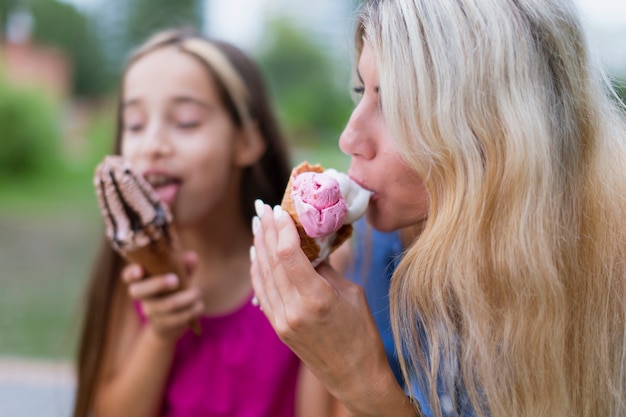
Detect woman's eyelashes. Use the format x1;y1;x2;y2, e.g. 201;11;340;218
351;85;365;103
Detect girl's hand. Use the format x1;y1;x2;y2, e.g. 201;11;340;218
121;252;204;341
251;201;406;414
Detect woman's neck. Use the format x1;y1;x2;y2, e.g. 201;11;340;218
399;218;426;249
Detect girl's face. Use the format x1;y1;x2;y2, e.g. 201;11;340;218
121;46;256;227
339;43;429;232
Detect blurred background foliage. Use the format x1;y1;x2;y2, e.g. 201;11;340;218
0;75;62;179
0;0;624;360
257;18;354;147
0;0;353;359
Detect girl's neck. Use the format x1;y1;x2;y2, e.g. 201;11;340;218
176;216;253;316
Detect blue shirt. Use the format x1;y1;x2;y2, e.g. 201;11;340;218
346;219;477;417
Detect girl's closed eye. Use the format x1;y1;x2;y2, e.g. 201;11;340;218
122;102;146;134
172;102;206;130
123;115;145;133
176;119;201;130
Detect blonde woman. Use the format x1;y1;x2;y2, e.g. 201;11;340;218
251;0;626;416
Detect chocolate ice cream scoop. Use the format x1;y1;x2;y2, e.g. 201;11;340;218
95;156;172;255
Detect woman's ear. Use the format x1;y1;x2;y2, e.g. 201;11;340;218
234;123;267;167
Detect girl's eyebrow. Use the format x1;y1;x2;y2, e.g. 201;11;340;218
122;98;140;109
122;96;210;109
172;96;210;109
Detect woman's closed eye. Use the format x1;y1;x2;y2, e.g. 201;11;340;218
351;85;365;103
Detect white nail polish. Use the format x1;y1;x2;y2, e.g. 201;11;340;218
249;245;256;261
254;199;265;217
252;216;260;235
251;295;259;306
273;205;284;220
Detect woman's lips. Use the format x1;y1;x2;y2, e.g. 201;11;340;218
347;173;376;200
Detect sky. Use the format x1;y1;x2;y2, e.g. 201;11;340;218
59;0;626;28
574;0;626;28
58;0;626;73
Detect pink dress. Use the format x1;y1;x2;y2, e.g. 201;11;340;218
138;294;301;417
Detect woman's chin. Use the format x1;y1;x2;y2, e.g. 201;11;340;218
365;209;396;233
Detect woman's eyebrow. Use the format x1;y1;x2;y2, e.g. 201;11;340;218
356;68;364;85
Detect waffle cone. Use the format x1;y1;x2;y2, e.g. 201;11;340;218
281;162;353;264
122;232;201;335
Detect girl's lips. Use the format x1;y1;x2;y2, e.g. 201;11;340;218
142;168;182;207
154;183;180;207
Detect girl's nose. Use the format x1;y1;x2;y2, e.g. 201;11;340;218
339;103;375;160
141;122;172;159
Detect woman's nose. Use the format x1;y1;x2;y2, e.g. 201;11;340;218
339;103;375;160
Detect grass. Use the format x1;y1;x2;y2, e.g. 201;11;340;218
0;142;348;361
0;169;102;360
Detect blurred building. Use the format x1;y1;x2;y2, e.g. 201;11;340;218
0;8;71;101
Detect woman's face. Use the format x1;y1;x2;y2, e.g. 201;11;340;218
120;46;246;226
339;43;430;232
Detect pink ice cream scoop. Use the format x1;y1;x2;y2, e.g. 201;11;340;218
291;172;348;238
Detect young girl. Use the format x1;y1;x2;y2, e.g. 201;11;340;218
72;28;326;417
251;0;626;416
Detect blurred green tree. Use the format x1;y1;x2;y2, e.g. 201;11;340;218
1;0;110;97
28;0;110;97
125;0;202;50
93;0;202;75
0;78;62;179
0;0;20;36
256;19;354;146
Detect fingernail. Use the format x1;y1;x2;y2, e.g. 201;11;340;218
166;274;178;285
273;205;285;220
251;295;259;306
249;245;256;261
252;216;260;235
254;199;265;217
132;264;143;278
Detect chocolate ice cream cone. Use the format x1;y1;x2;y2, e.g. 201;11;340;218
94;155;201;335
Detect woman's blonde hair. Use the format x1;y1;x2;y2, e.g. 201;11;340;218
357;0;626;416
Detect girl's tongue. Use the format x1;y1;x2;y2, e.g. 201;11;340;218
154;182;181;207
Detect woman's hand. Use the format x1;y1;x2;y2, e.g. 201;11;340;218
251;201;414;416
121;252;204;341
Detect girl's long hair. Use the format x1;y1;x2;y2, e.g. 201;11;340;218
358;1;626;416
71;28;291;417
